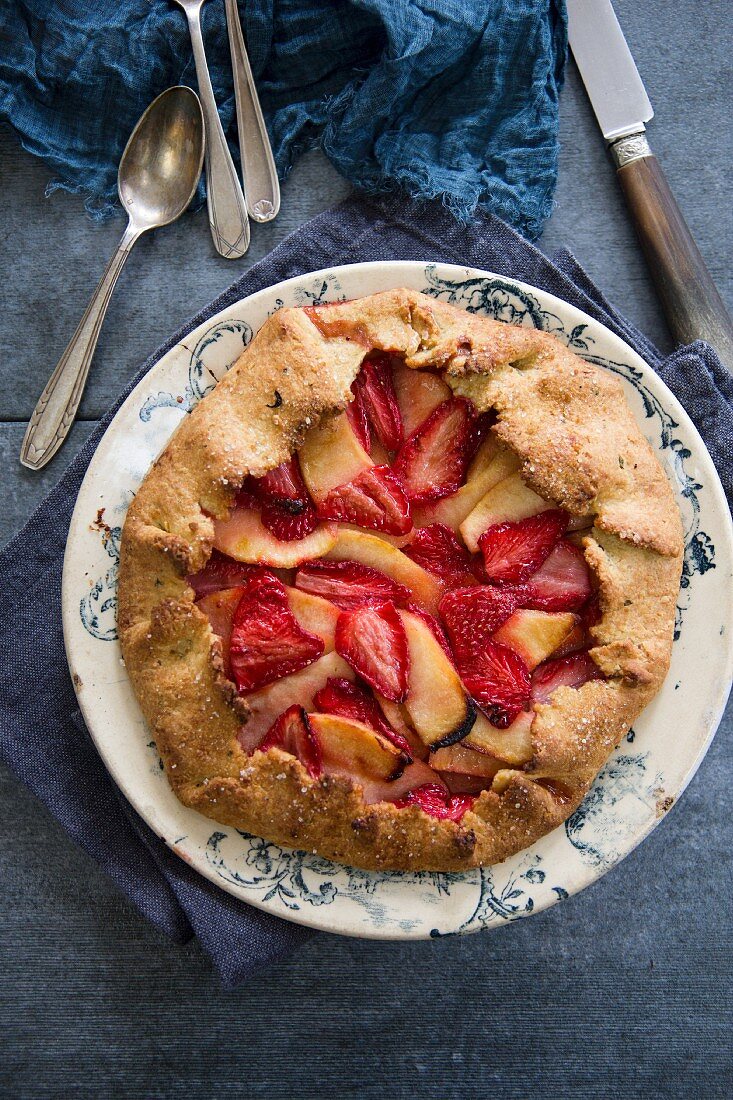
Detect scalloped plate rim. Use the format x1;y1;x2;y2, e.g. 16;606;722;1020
62;260;733;940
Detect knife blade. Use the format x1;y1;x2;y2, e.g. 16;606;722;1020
567;0;653;141
567;0;733;371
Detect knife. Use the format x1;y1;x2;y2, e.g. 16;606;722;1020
567;0;733;372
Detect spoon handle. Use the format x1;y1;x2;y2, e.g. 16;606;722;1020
224;0;280;222
186;8;250;258
20;226;140;471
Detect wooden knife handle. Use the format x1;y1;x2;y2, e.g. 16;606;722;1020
611;133;733;372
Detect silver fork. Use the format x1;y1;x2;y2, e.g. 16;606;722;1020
173;0;250;258
224;0;280;222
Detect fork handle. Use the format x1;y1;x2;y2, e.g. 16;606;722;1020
186;7;250;258
224;0;280;222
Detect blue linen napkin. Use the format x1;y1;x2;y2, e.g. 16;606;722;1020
0;194;730;988
0;0;566;238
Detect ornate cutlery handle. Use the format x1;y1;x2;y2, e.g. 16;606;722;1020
611;132;733;374
187;7;250;258
224;0;280;222
20;227;140;471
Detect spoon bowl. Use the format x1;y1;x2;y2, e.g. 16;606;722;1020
119;86;205;230
20;86;205;471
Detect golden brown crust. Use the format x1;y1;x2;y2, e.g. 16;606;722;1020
118;288;683;872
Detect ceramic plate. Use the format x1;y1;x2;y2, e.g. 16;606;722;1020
63;262;733;939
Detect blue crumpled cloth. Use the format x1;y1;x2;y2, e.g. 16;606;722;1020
0;0;567;237
0;193;730;988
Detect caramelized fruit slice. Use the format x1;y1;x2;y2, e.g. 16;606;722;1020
354;353;404;451
458;639;531;729
299;411;373;501
295;559;411;610
531;651;603;704
324;529;442;613
479;509;568;585
413;442;519;532
393;783;475;821
285;587;340;650
492;609;577;672
430;742;505;779
316;465;412;535
462;708;534;765
440;585;523;655
392;363;452;437
214;494;337;567
523;540;592;611
346;383;371;453
229;573;324;693
252;458;318;541
400;609;476;750
313;677;412;756
308;713;407;781
187;552;264;599
404;523;478;588
197;586;244;672
374;694;428;761
335;602;409;702
239;652;354;751
460;473;551;553
393;397;475;502
259;705;322;778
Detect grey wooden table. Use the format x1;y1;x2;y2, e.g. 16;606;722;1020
1;3;731;1097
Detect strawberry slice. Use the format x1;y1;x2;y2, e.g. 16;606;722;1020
393;782;475;821
531;650;603;704
523;539;592;611
259;705;322;778
187;551;265;599
313;677;412;756
316;465;412;535
252;458;320;543
254;457;309;511
405;523;479;588
458;641;531;728
346;384;371;453
229;573;325;693
335;602;409;702
479;508;568;585
295;559;410;610
260;500;319;542
393;397;475;502
354;353;404;451
440;585;524;659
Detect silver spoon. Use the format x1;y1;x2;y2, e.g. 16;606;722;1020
20;86;205;471
173;0;250;257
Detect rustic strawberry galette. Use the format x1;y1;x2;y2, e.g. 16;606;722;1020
118;288;683;872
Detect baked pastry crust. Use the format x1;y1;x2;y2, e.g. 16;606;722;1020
118;288;683;871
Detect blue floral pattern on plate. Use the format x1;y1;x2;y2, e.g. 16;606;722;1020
66;262;731;940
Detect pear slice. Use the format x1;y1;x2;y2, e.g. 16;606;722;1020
460;472;551;552
430;742;505;779
214;500;337;567
392;363;452;437
462;708;534;765
492;609;576;671
400;609;476;750
308;713;407;780
285;587;340;651
413;443;520;532
197;586;243;671
299;411;373;502
239;652;354;751
323;528;441;613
